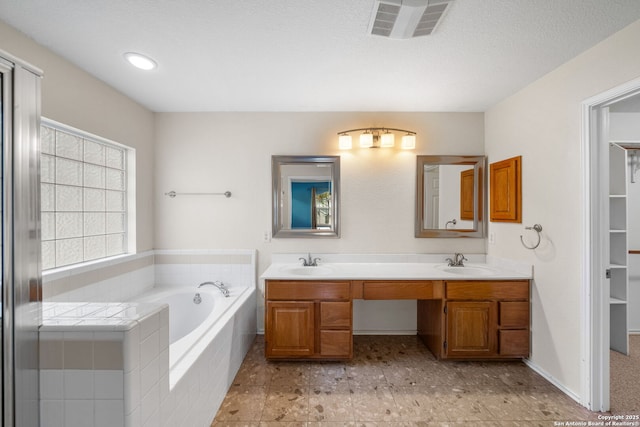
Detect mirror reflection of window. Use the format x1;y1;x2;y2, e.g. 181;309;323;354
290;181;331;229
315;189;332;229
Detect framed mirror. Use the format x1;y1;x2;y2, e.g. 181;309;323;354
415;155;486;238
272;155;340;238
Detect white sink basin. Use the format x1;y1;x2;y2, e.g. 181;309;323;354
279;266;334;276
437;264;497;276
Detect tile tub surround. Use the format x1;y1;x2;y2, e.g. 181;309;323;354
40;249;258;427
43;251;156;302
153;249;256;291
40;301;169;427
212;335;599;425
40;288;257;427
42;249;257;303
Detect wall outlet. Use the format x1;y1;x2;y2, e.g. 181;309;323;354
489;232;495;244
263;231;271;243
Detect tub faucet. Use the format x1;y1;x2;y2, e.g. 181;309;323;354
299;253;321;267
197;280;230;297
446;253;467;267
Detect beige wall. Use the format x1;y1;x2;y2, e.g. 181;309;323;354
485;20;640;401
154;112;485;275
0;20;155;251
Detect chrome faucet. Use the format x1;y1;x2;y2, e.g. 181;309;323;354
446;253;468;267
299;253;321;267
197;280;230;297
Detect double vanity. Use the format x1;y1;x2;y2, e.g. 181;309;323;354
261;257;532;362
266;153;529;362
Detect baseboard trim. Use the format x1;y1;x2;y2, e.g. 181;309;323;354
523;359;584;407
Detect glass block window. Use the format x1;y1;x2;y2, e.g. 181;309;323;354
41;122;129;270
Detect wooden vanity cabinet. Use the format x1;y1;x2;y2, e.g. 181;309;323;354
265;280;352;360
446;300;498;357
265;277;529;361
441;280;530;359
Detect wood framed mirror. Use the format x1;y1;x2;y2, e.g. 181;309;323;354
415;155;486;238
272;155;340;238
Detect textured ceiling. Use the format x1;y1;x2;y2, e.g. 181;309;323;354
1;0;640;112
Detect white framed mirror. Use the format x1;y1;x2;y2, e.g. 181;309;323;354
272;155;340;238
415;155;486;238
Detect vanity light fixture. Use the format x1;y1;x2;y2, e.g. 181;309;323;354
338;133;353;150
360;131;374;148
380;130;395;148
401;133;416;150
123;52;158;71
337;127;416;150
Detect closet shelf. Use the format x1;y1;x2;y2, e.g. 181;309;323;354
610;297;627;305
610;139;640;145
609;263;627;269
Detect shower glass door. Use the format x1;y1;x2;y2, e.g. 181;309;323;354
0;59;9;427
0;51;41;427
0;69;4;426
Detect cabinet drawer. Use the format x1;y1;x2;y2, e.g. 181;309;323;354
266;280;351;300
362;281;443;300
499;329;529;356
446;281;529;300
320;301;351;328
320;330;352;357
499;301;529;327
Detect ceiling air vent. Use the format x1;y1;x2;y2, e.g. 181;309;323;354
368;0;454;39
370;2;401;37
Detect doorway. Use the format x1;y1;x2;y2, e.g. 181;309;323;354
607;97;640;412
582;78;640;412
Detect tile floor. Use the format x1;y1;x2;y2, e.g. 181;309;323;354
212;335;603;426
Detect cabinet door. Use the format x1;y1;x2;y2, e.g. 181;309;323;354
460;168;475;220
266;301;315;358
446;301;497;357
490;156;521;222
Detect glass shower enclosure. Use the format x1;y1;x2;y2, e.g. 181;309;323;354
1;51;42;427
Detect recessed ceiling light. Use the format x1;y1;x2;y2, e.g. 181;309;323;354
123;52;157;71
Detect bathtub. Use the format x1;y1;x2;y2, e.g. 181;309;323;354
132;283;256;425
135;284;255;385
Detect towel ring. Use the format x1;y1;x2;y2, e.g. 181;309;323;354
520;224;542;250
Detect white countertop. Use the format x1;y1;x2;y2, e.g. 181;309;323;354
261;261;532;281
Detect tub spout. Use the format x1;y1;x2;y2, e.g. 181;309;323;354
197;280;230;297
